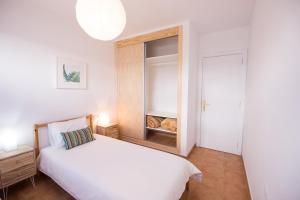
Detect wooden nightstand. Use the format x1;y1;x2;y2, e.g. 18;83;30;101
0;145;36;200
96;123;119;139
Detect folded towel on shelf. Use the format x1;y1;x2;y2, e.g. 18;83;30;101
147;116;164;128
161;118;177;132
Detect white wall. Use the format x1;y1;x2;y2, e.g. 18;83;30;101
186;23;200;155
199;26;249;56
145;38;178;114
180;22;199;156
0;0;116;147
146;56;178;114
243;0;300;199
196;26;249;146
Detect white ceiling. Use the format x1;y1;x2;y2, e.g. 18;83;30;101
32;0;254;39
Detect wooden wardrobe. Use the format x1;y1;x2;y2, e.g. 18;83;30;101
116;26;182;154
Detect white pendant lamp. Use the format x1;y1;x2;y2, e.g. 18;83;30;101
76;0;126;41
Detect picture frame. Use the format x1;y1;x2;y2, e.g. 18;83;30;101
57;57;87;89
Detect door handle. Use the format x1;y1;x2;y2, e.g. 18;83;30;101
202;100;210;112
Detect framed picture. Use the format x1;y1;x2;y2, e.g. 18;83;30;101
57;57;87;89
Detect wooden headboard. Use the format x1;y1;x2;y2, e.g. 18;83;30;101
34;114;93;157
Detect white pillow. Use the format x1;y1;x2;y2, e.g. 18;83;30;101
48;117;88;147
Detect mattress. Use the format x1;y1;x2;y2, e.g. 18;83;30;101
39;134;201;200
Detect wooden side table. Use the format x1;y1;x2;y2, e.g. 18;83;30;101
0;145;36;200
96;123;119;139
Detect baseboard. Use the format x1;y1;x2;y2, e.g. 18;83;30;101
242;155;253;200
186;144;196;157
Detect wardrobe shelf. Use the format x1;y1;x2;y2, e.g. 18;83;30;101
146;127;177;135
146;111;177;118
146;54;178;63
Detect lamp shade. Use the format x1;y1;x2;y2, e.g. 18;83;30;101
98;113;110;126
76;0;126;41
0;129;18;152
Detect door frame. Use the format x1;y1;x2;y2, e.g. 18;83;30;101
196;49;248;154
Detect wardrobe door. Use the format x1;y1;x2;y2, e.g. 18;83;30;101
116;43;145;140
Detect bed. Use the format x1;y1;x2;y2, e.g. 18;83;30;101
34;115;202;200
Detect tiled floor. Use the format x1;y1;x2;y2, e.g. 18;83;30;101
182;148;251;200
5;147;250;200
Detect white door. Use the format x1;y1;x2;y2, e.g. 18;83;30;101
200;54;245;155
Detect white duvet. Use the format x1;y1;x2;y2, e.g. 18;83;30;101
39;135;202;200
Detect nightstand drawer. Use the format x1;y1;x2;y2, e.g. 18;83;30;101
109;133;119;139
1;164;36;187
97;124;119;136
106;127;119;134
0;152;34;173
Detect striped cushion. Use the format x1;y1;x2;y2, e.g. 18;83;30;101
61;127;95;150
